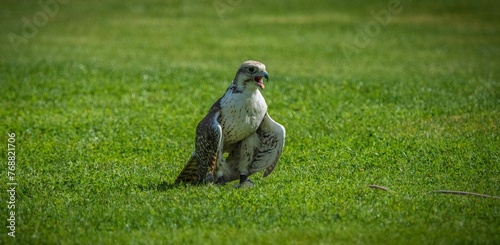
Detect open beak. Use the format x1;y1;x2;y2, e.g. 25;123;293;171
254;71;269;90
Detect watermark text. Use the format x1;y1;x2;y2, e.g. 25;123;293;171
342;0;406;62
6;133;17;238
8;0;69;51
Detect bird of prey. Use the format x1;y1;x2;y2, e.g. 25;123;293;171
175;60;285;188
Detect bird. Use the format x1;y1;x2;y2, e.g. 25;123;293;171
174;60;285;188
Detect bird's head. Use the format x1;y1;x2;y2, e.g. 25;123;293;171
232;60;269;90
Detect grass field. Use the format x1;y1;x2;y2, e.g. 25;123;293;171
1;0;499;244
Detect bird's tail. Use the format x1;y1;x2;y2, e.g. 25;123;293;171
174;155;201;185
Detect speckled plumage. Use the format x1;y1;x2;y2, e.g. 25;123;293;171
174;61;285;187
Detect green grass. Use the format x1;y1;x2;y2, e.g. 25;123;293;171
1;0;499;244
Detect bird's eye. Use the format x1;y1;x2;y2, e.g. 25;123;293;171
248;67;257;73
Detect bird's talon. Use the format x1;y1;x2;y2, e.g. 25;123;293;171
216;176;226;185
204;173;214;183
235;179;254;188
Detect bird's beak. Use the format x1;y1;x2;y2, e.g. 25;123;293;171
254;71;268;90
263;71;269;81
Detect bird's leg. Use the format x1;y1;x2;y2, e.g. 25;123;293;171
240;174;248;183
213;146;230;185
235;174;254;188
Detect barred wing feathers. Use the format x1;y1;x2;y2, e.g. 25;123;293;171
174;107;222;184
251;113;286;177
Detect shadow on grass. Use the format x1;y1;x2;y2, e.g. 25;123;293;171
137;181;179;191
138;181;230;191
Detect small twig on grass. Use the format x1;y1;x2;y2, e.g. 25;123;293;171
368;185;390;191
433;190;500;199
367;185;499;199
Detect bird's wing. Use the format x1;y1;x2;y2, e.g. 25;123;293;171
250;113;285;177
175;109;222;184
